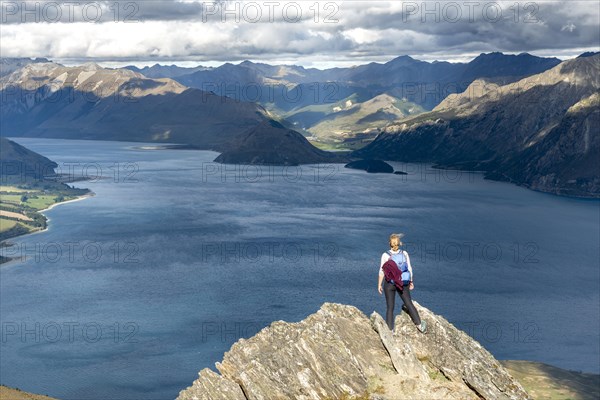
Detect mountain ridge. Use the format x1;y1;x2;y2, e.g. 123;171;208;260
169;52;561;109
157;52;561;144
0;61;343;164
353;54;600;198
0;137;57;180
1;54;563;152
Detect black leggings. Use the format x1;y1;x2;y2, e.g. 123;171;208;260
384;280;421;330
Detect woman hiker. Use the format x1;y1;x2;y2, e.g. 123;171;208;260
378;233;427;333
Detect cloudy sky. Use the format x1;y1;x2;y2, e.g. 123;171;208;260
1;0;599;68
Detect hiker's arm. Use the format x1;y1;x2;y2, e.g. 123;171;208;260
405;251;414;288
405;251;413;279
378;253;386;293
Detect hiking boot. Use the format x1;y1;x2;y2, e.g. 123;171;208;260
417;321;427;334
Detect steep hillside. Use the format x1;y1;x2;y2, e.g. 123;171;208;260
0;62;267;150
354;54;600;198
0;62;351;165
0;137;57;180
501;360;600;400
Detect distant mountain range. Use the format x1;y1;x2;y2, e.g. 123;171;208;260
125;64;210;79
0;54;561;154
129;53;561;110
0;57;51;78
0;60;342;165
123;53;561;147
353;53;600;198
1;54;597;197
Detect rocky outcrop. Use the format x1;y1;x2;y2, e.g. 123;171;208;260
177;302;531;400
391;304;528;400
178;369;246;400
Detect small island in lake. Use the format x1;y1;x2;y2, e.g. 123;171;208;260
345;159;395;173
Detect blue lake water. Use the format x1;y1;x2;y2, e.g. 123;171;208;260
1;138;599;400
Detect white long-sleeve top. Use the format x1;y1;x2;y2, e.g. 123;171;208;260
379;249;413;280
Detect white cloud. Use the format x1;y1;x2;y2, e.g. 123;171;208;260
342;28;382;45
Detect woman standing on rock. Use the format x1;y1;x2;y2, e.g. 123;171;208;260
378;233;427;333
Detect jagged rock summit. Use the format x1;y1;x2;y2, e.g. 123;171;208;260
177;302;531;400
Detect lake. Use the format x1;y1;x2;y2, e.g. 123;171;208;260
1;138;599;400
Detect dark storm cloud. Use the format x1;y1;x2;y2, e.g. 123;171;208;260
0;1;598;64
0;1;206;23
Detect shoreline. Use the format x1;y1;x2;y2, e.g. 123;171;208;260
0;192;95;265
38;192;95;213
24;192;96;237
